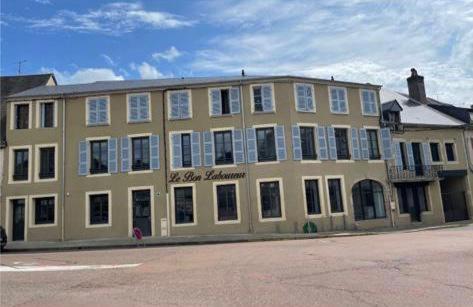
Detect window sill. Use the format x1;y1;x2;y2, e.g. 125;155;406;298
335;160;354;163
170;166;195;172
35;178;58;183
259;217;286;222
169;117;192;121
329;212;346;217
213;164;237;169
301;159;320;164
215;220;241;225
330;111;349;115
172;222;197;227
368;160;384;163
362;113;379;117
30;222;57;228
255;160;279;166
446;161;459;165
306;214;325;219
86;173;111;178
86;223;111;228
252;111;275;115
296;110;316;114
86;123;110;127
127;119;152;124
210;114;234;118
129;169;152;175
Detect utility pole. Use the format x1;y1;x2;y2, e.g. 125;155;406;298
16;60;27;75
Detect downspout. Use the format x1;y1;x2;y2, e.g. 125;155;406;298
239;80;254;234
462;127;473;172
162;90;171;237
460;127;473;218
61;96;66;241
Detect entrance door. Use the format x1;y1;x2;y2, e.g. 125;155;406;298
411;143;423;176
397;183;428;222
12;199;25;241
132;190;152;237
441;179;469;222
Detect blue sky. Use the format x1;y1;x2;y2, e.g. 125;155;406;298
1;0;472;106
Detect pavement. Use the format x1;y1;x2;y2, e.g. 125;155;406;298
1;223;472;306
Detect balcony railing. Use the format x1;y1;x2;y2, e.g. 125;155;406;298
388;165;444;182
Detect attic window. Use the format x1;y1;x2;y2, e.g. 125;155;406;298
387;111;400;123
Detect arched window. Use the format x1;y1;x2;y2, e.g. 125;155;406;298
352;180;386;220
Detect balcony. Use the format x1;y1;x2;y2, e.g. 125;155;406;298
387;165;444;183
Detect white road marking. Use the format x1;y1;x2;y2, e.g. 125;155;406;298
0;263;141;272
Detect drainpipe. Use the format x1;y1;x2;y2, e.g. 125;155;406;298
61;96;66;241
460;127;473;218
162;90;171;237
462;128;473;172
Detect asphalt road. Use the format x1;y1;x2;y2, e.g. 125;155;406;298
1;225;473;306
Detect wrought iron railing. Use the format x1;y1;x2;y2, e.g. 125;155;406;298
387;165;444;182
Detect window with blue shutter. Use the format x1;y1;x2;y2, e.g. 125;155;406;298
128;94;150;122
169;91;191;120
359;128;369;160
88;100;97;125
255;84;274;112
191;132;201;167
394;141;403;167
210;89;221;116
87;97;109;126
203;131;213;167
108;138;118;173
78;140;88;175
422;142;432;166
150;135;160;170
246;128;257;163
275;125;286;161
380;128;393;160
171;133;182;169
327;127;337;160
292;125;302;160
317;126;328;160
330;88;348;114
179;91;190;119
98;98;108;124
233;129;245;164
406;142;415;170
230;88;240;114
121;137;130;172
170;92;180;119
295;84;315;112
129;96;139;122
351;128;361;160
361;90;377;115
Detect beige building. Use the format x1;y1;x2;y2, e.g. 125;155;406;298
1;73;471;244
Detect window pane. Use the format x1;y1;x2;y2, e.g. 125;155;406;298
253;87;263;112
328;179;344;213
16;104;29;129
89;194;109;225
35;197;55;224
132;137;150;171
181;134;192;167
445;143;455;161
305;180;321;215
300;127;317;160
174;187;194;224
335;128;349;159
39;147;55;179
221;89;230;114
216;184;238;221
214;131;234;165
41;102;54;128
13;149;28;180
90;140;108;174
260;181;282;219
367;130;380;159
256;128;277;162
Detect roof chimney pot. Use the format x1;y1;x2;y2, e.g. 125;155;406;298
407;68;427;104
241;69;245;77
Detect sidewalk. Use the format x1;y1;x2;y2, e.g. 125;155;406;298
4;221;471;253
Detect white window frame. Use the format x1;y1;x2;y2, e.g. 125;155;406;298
5;196;29;241
167;89;193;120
85;190;112;228
359;89;379;116
294;83;316;113
85;136;111;177
253;123;280;166
213;180;241;225
29;193;58;228
35;100;58;128
34;143;58;182
211;126;236;169
332;124;354;163
170;183;197;227
208;87;233;117
126;92;152;123
444;139;459;164
85;96;111;126
169;130;195;171
128;132;153;174
10;101;32;130
250;83;276;113
296;123;321;164
325;175;348;216
301;176;326;218
127;186;155;237
328;86;349;114
363;126;384;163
428;140;444;165
8;145;32;184
256;177;286;222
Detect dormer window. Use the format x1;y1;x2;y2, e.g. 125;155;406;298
387;111;400;124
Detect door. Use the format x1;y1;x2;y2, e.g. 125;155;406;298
132;190;152;237
441;179;469;222
411;143;423;176
12;199;25;241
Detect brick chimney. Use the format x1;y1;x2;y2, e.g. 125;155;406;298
407;68;427;104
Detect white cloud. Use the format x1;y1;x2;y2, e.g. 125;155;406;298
40;67;124;84
152;46;182;62
130;62;164;79
19;2;194;35
101;54;116;66
193;0;473;106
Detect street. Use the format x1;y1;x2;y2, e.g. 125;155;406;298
1;225;473;306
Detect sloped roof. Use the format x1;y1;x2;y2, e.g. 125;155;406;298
1;74;56;98
382;99;403;112
428;104;472;124
9;75;381;99
380;88;464;127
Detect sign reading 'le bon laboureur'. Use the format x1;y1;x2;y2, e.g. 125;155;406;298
168;170;246;183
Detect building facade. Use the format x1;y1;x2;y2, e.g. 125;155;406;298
1;74;471;243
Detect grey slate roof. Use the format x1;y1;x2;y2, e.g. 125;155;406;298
1;73;56;98
9;75;381;99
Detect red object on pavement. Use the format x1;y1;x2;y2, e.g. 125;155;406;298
133;227;143;240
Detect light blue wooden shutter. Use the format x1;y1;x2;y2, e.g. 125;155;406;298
139;95;149;120
129;96;139;122
406;142;415;170
230;88;240;114
262;85;273;112
210;89;221;116
171;133;182;169
108;138;118;173
317;126;328;160
179;91;190;119
275;125;286;161
306;86;314;111
150;135;160;170
422;142;431;166
362;91;370;114
191;132;201;167
327;127;337;160
203;131;213;167
381;128;393;160
78;140;88;175
359;128;369;160
233;129;245;164
246;128;257;163
292;125;302;160
98;98;108;123
170;93;180;119
351;128;360;160
296;85;306;112
88;99;97;125
339;91;347;113
121;137;130;172
394;141;403;167
330;89;339;113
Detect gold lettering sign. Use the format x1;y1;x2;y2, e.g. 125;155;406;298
169;170;246;183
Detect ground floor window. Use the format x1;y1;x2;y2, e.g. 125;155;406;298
259;180;282;219
174;186;194;225
304;179;321;215
89;193;109;225
396;183;428;222
215;183;238;222
327;178;344;214
34;197;55;225
352;180;385;220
